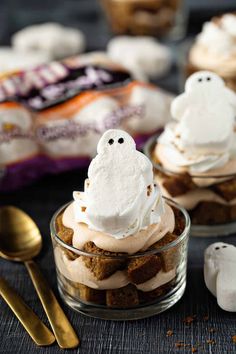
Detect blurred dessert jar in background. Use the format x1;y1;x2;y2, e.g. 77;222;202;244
146;71;236;236
0;102;38;165
50;129;190;319
187;13;236;92
100;0;187;39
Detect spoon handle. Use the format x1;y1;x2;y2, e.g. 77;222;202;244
25;260;79;349
0;277;55;346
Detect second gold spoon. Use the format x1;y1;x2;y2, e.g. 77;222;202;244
0;206;79;349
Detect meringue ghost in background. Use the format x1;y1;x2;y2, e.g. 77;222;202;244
12;23;86;60
204;242;236;312
171;71;236;153
107;36;172;81
74;129;163;238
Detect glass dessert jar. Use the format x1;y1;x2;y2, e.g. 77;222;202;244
100;0;187;40
50;198;190;320
145;135;236;237
185;13;236;93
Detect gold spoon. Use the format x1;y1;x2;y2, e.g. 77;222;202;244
0;277;55;346
0;206;80;349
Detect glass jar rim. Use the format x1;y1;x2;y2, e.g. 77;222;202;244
144;134;236;180
50;197;190;259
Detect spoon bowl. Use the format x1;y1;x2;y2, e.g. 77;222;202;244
0;206;42;261
0;205;79;349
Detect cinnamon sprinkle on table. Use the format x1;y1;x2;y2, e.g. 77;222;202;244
203;315;209;321
183;315;196;325
208;328;216;333
206;339;215;345
166;330;173;337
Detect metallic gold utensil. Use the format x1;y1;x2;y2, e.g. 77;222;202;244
0;206;80;349
0;277;55;346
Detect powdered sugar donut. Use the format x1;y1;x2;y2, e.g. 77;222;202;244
12;23;86;60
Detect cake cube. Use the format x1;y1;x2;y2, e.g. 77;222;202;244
106;284;139;308
127;255;162;284
214;178;236;202
82;242;126;280
162;173;195;198
152;232;178;272
172;206;186;235
77;283;106;305
138;281;174;303
191;202;230;225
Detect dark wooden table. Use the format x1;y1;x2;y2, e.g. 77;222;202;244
1;1;236;353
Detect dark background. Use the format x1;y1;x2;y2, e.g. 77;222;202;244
1;1;236;353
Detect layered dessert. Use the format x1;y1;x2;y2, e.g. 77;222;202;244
52;129;188;309
152;71;236;226
101;0;183;37
187;13;236;92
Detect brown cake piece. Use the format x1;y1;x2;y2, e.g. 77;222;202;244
162;173;196;197
213;178;236;202
76;284;106;305
127;255;161;284
172;206;186;235
230;205;236;221
190;201;230;225
138;280;175;303
55;213;78;260
59;275;106;304
82;242;126;280
152;232;178;272
106;284;139;308
56;213;73;245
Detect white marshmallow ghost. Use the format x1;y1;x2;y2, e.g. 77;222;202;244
204;242;236;312
107;36;172;81
74;129;163;238
171;71;236;153
12;23;86;60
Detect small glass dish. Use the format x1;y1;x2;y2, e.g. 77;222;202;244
50;198;190;320
144;135;236;237
100;0;188;40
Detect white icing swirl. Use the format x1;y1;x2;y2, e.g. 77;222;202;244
74;129;164;239
197;14;236;57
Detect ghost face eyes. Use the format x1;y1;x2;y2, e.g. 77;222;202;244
108;137;125;146
214;245;227;251
197;76;212;83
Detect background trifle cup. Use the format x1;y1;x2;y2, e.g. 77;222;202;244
100;0;187;40
145;135;236;237
50;198;190;320
185;13;236;93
